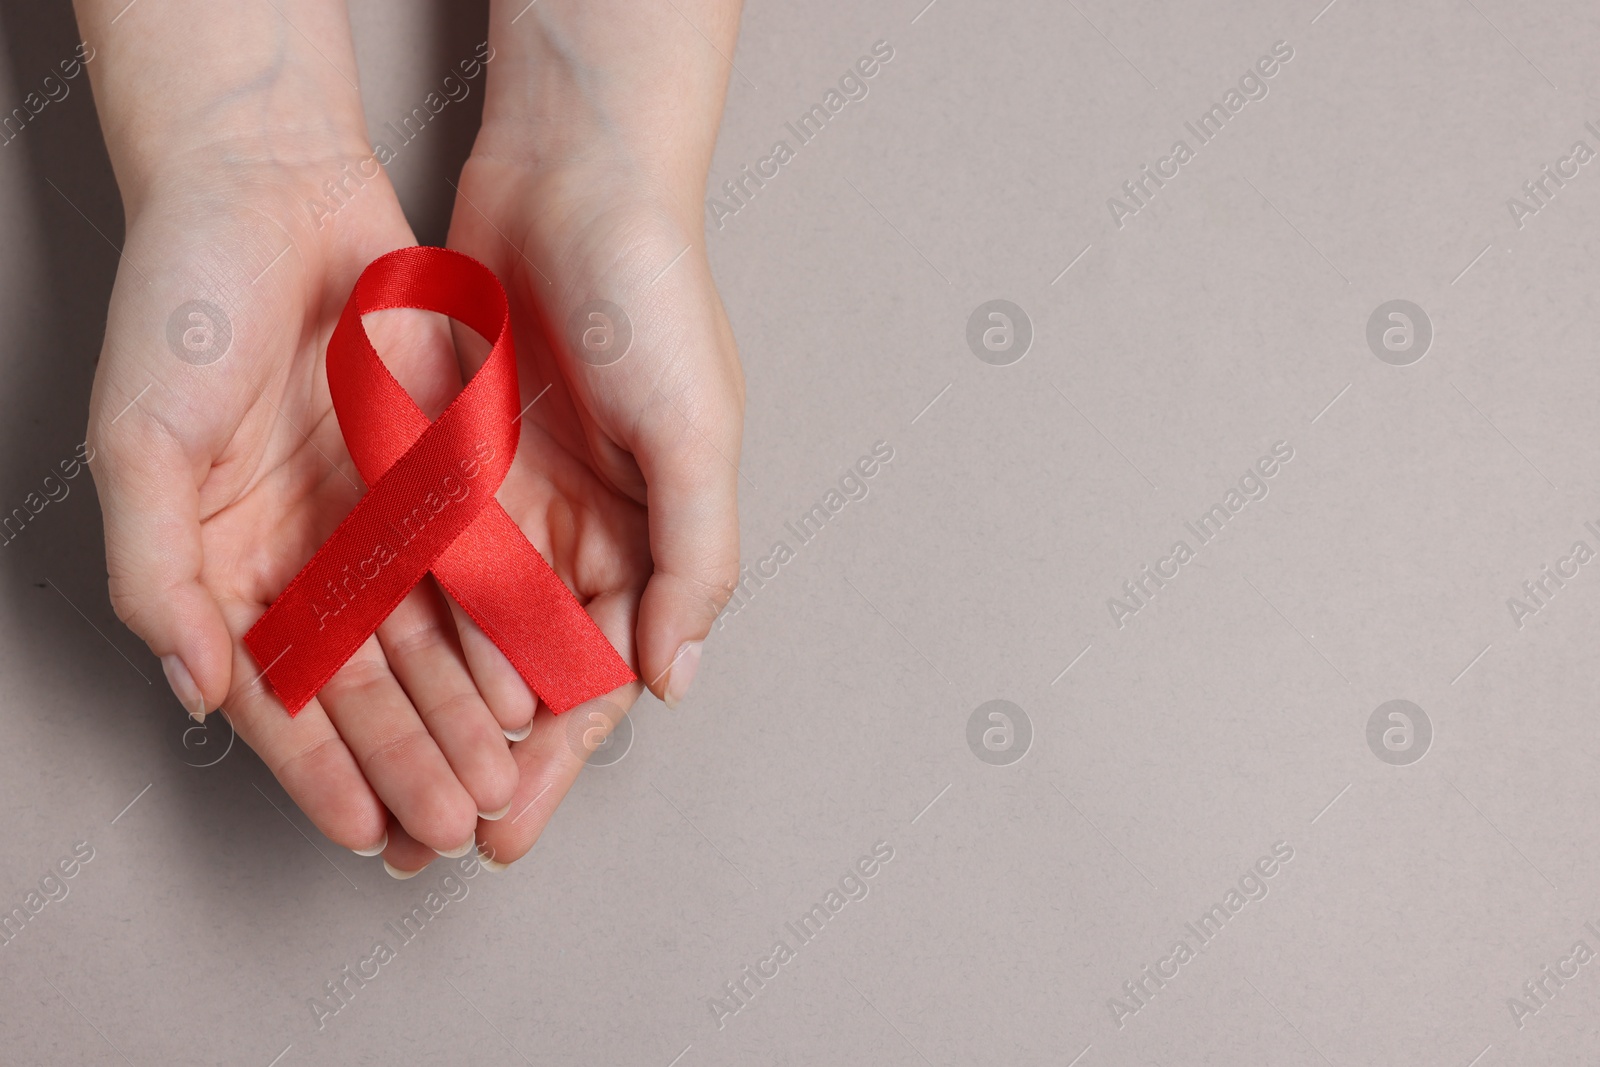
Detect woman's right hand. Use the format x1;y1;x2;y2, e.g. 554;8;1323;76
78;0;523;864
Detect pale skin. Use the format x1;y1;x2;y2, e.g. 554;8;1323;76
74;0;744;874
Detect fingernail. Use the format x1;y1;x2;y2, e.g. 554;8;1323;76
352;832;388;857
161;655;205;722
502;721;533;742
479;848;510;873
664;640;702;708
383;860;423;880
437;837;476;858
478;802;512;821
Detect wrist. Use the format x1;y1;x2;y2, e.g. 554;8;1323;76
117;124;377;221
76;0;371;216
473;0;741;214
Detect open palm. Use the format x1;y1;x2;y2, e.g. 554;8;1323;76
90;162;527;858
434;153;745;870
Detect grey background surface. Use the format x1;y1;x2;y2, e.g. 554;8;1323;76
1;0;1597;1064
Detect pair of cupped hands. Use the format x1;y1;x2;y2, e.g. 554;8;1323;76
83;3;743;877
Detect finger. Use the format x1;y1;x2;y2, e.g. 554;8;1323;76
605;253;742;708
477;590;642;868
316;634;480;854
90;407;232;718
215;601;388;853
363;306;464;420
632;357;742;708
445;598;537;739
379;819;440;880
377;581;519;818
377;299;536;738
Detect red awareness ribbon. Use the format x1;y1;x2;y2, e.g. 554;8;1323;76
244;246;635;716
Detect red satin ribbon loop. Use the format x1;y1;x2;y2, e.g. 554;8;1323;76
244;246;635;716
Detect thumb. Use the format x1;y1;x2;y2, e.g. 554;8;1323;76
91;402;232;720
632;367;743;709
